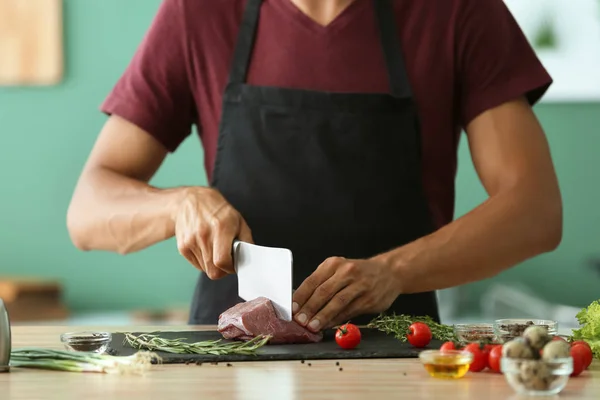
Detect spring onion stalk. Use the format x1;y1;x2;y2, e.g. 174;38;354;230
123;332;271;355
10;348;161;374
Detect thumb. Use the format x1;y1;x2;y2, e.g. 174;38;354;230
238;218;254;244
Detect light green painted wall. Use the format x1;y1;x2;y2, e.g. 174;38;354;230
0;1;597;314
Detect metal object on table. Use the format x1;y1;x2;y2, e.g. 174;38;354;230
0;298;11;372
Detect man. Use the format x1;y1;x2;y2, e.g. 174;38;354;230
67;0;562;332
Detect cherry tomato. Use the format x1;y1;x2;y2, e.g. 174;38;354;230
482;344;495;369
440;341;457;352
464;343;487;372
335;323;361;350
571;340;592;352
407;322;432;348
570;347;586;377
487;345;502;373
571;343;593;370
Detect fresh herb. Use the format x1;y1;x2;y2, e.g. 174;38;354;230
10;348;160;374
569;300;600;360
123;332;271;356
368;313;458;343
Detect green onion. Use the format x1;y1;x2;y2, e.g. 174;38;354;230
10;348;161;374
122;332;271;355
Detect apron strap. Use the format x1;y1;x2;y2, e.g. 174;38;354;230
228;0;413;99
227;0;263;86
373;0;413;98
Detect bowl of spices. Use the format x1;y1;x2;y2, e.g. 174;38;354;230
453;323;498;345
419;349;474;379
494;319;557;343
60;331;112;353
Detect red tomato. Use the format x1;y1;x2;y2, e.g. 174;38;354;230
335;323;361;350
553;336;568;342
571;340;592;352
487;345;502;373
482;344;495;369
407;322;432;348
464;343;487;372
571;347;586;377
440;341;457;352
571;344;593;370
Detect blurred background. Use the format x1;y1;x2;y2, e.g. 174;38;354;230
0;0;598;330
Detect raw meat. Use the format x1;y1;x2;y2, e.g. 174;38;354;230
217;297;323;344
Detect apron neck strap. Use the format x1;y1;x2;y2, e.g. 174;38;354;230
227;0;412;98
373;0;413;98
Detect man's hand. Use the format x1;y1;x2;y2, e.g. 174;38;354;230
291;256;400;332
174;187;253;280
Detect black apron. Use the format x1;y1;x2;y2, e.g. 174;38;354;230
189;0;440;326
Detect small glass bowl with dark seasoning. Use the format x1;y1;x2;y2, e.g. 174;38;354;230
493;319;558;343
60;331;112;353
453;323;499;344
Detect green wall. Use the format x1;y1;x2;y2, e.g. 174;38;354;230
0;0;597;314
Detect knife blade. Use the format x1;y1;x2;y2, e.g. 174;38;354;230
233;240;293;321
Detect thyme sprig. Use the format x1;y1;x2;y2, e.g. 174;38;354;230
368;313;458;343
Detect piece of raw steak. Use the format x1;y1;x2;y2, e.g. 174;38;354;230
217;297;323;344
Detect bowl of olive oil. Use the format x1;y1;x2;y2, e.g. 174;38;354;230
419;350;474;379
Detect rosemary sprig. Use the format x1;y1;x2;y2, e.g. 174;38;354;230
368;313;458;343
122;333;271;356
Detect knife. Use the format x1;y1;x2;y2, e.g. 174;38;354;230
233;240;293;321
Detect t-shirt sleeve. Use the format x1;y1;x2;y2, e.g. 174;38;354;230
100;0;196;152
456;0;553;128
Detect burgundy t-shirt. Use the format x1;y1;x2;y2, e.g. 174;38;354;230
101;0;552;229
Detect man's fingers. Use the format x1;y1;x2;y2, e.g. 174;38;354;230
238;219;253;244
292;257;342;320
212;219;237;275
197;227;221;279
305;286;361;332
294;273;350;330
328;300;363;329
178;239;204;272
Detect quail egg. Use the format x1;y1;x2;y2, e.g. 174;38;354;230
502;337;536;359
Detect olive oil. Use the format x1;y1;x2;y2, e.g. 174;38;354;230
419;349;474;379
423;360;470;379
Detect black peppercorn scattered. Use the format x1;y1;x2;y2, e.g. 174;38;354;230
336;361;340;366
196;361;203;366
227;363;232;367
339;367;343;371
301;360;305;364
307;363;312;366
403;372;407;376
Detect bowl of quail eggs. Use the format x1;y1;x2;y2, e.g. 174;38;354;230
501;325;573;396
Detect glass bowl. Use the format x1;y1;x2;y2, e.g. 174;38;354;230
501;356;572;396
454;323;499;344
60;331;112;353
419;349;474;379
494;319;558;343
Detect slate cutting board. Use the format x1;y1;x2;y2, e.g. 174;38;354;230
106;328;443;363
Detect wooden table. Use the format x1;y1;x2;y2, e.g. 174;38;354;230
2;325;599;400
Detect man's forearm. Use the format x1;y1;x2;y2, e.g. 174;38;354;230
67;166;187;254
376;186;562;294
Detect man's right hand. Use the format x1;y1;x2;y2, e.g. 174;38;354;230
173;187;253;279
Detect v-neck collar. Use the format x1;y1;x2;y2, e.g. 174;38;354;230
274;0;369;35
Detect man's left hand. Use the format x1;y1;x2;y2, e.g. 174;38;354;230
291;256;401;332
